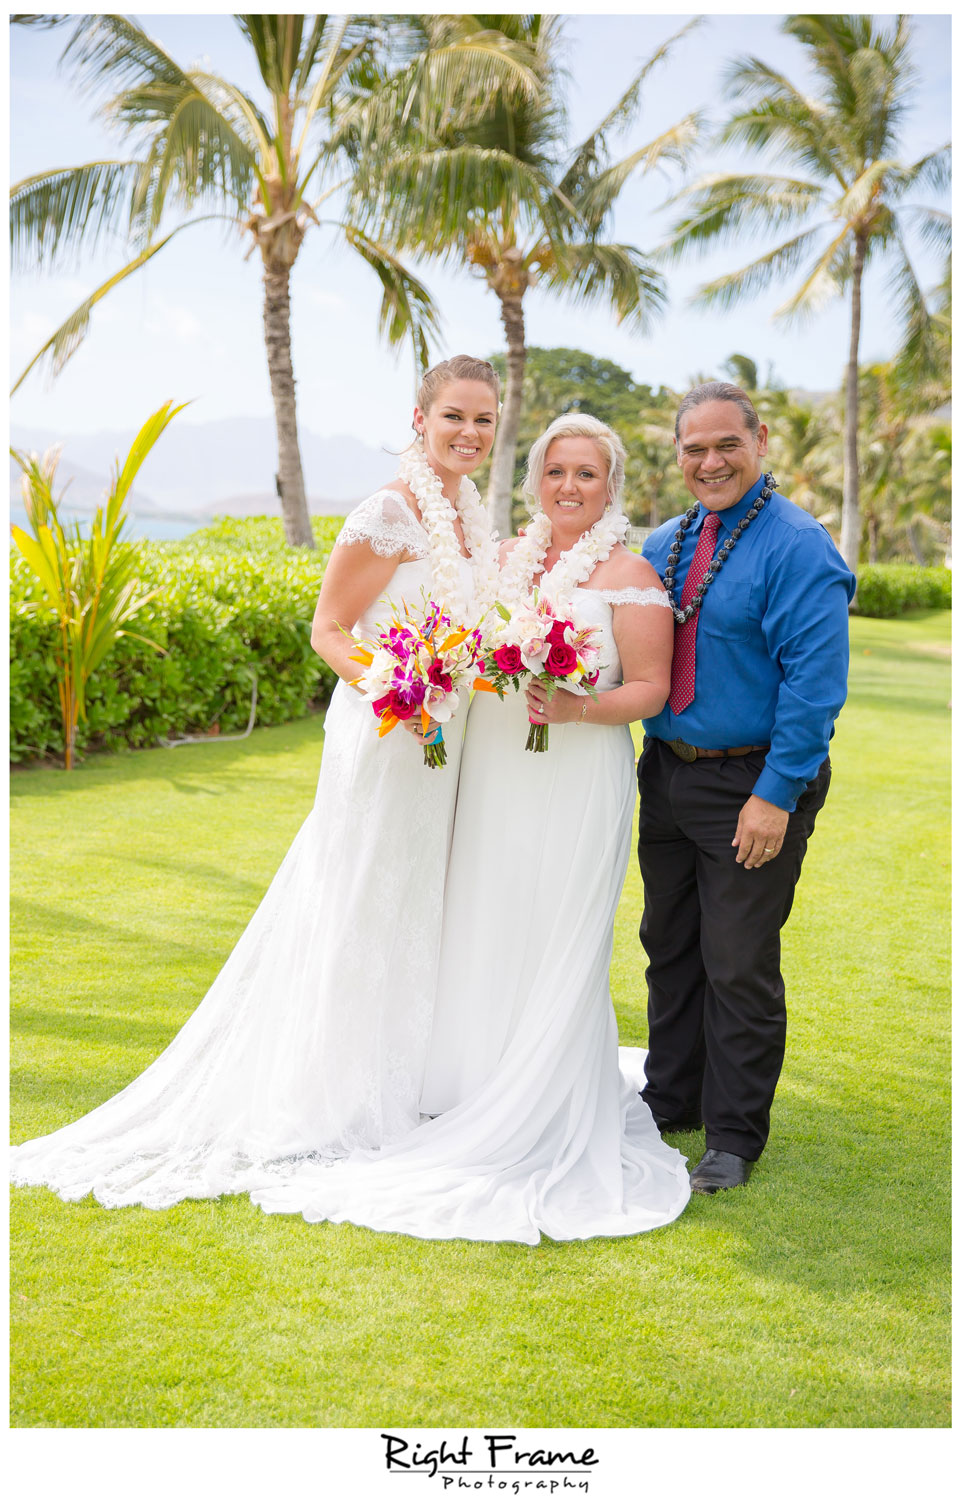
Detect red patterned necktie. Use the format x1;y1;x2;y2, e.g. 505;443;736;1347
669;511;721;715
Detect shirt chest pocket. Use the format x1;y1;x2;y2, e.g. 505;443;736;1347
695;568;762;644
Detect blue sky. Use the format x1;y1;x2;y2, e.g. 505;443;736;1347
8;9;952;451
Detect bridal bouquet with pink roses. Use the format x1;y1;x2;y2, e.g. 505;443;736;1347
350;596;485;768
477;591;603;752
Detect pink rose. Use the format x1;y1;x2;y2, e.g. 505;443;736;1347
388;689;420;720
546;620;570;647
372;693;393;717
428;660;453;692
493;644;524;675
546;642;578;677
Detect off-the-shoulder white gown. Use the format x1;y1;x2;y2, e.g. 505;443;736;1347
250;579;691;1242
10;491;473;1209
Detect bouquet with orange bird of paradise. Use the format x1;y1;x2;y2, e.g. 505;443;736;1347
349;595;486;767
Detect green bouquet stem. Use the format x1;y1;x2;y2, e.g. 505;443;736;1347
526;721;549;753
424;731;447;769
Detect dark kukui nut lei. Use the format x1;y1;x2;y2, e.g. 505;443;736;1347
663;473;779;625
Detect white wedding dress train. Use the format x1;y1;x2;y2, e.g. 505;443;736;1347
10;493;472;1209
250;586;691;1242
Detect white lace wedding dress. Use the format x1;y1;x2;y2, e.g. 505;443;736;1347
10;491;474;1209
250;581;691;1242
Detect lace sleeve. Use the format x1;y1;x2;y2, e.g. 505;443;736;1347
598;586;673;609
335;490;429;560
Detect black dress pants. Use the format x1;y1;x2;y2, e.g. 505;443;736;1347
637;739;831;1160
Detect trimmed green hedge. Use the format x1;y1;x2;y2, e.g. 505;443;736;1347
10;516;345;764
854;564;952;618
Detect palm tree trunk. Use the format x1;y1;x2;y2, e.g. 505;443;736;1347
263;264;314;548
868;513;879;564
839;232;867;574
487;292;527;539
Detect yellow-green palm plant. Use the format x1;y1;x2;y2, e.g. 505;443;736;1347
11;401;185;769
353;15;702;536
10;14;537;546
660;13;951;572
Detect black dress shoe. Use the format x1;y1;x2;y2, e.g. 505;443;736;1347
689;1149;754;1194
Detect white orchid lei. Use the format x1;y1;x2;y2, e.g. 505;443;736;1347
397;439;500;622
497;506;631;611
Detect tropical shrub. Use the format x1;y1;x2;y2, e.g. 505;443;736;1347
854;565;952;618
11;402;184;767
10;516;344;764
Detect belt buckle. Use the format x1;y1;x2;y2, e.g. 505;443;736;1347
668;738;698;763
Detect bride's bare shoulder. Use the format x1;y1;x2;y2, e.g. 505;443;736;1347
592;543;664;593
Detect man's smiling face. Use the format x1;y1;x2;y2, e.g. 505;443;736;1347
675;400;769;512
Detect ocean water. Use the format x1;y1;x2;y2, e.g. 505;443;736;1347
9;504;200;542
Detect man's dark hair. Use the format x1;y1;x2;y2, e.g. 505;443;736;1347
675;381;761;442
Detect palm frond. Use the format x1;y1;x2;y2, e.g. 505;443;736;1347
832;158;902;224
11;15;71;29
719;95;846;188
886;237;943;382
897;206;952;257
559;18;702;198
341;225;442;370
574;114;702;233
660;173;824;260
536;242;666;331
235;14;306;97
11;217;223;393
354;146;577;259
335;28;541;154
783;14;914;156
189;73;273;159
59;14;189;101
903;144;952;197
120;89;254;238
11;160;144;269
691;226;828;311
771;223;853;322
296;20;361;153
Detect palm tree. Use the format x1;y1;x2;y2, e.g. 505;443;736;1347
10;14;535;546
857;362;951;563
758;384;841;524
661;13;951;570
356;15;701;536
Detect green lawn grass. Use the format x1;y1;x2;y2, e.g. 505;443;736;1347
10;612;950;1428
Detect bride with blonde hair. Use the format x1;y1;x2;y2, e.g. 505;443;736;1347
251;412;692;1242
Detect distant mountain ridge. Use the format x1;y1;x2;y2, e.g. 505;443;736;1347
9;418;397;518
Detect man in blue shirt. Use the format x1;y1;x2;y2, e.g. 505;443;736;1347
639;382;855;1193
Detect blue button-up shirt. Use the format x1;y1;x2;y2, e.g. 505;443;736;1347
643;475;856;811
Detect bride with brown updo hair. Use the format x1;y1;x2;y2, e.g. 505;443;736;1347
11;355;501;1210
